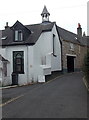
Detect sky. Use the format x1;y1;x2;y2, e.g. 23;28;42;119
0;0;88;35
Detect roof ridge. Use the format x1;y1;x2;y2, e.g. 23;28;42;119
25;23;41;27
57;25;77;35
25;22;55;27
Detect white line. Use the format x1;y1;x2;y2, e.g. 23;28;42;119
0;94;24;107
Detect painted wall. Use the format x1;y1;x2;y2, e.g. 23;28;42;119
27;46;34;83
0;46;28;85
0;60;3;86
51;24;62;71
33;31;52;82
6;45;29;85
0;47;10;86
33;24;62;82
0;24;62;85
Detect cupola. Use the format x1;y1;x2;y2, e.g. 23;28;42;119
41;6;50;22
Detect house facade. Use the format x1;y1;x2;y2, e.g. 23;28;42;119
57;24;88;73
0;6;88;86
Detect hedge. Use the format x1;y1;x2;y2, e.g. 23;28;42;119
83;51;89;87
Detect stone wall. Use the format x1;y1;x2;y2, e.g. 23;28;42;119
62;40;87;72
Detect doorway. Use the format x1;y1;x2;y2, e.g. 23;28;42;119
67;56;75;72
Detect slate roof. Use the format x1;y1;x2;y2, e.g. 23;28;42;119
0;20;89;47
25;22;55;44
57;26;89;47
57;26;80;44
1;22;55;46
1;27;15;46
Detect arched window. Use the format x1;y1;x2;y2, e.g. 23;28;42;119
13;51;24;73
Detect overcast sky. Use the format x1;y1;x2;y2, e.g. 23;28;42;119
0;0;88;35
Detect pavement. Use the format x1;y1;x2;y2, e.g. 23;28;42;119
1;72;88;118
0;85;18;90
0;82;36;90
0;72;88;91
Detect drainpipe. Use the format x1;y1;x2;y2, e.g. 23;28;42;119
27;46;29;84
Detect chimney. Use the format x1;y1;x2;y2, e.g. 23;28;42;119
77;23;82;37
5;22;9;29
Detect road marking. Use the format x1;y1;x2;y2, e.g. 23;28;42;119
0;72;81;107
0;94;24;107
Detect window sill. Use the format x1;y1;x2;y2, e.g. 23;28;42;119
13;41;23;42
13;72;25;74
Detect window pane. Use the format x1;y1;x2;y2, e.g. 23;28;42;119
16;65;21;72
15;30;23;41
15;31;18;41
18;31;23;41
19;32;23;41
16;58;21;64
70;43;74;51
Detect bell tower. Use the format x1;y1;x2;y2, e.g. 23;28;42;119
41;6;50;22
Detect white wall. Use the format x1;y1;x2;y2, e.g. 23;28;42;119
33;30;52;81
0;24;62;85
0;47;6;58
6;45;29;85
34;31;52;66
0;46;30;85
51;24;62;71
27;46;34;83
0;45;35;86
33;24;62;82
0;61;2;86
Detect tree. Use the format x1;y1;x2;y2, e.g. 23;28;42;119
83;51;89;87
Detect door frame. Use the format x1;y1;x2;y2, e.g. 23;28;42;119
66;54;76;73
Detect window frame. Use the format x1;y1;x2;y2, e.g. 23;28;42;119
15;30;23;41
70;43;74;51
13;51;24;74
53;34;57;57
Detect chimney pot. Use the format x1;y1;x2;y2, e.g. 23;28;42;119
6;22;8;26
78;23;81;28
77;23;82;37
5;22;9;29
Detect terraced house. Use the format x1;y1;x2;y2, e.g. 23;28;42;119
0;6;88;86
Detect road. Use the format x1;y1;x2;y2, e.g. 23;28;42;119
2;72;88;118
